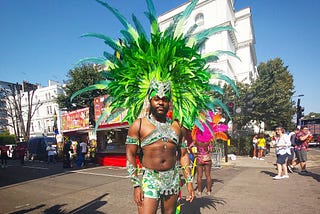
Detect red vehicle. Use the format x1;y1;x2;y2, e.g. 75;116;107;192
301;118;320;146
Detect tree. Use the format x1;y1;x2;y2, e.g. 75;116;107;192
56;64;105;126
303;112;320;119
251;58;295;130
2;82;41;141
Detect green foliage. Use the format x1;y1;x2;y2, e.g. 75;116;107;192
0;131;16;145
251;58;295;130
222;82;252;128
304;112;320;119
56;64;105;111
228;135;252;156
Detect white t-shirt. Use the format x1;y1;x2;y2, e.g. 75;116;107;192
46;145;56;156
274;134;291;155
80;142;87;153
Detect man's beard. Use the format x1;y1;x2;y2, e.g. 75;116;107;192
149;105;168;118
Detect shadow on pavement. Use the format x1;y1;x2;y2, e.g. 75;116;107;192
9;193;108;214
298;171;320;182
9;204;46;214
180;196;226;214
260;170;277;178
0;160;99;188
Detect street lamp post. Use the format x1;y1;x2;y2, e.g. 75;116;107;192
296;94;304;127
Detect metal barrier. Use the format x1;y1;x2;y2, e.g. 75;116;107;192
211;145;222;168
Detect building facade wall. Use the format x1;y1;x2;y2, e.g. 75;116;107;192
7;80;65;139
0;81;14;132
158;0;257;84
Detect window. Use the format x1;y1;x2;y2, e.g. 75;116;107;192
195;13;204;26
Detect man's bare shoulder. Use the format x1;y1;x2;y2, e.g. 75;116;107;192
128;117;148;136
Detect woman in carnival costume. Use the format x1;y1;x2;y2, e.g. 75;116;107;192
190;110;229;196
71;0;238;213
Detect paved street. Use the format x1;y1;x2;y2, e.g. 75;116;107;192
0;147;319;214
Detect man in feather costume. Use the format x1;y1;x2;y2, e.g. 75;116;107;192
71;0;238;213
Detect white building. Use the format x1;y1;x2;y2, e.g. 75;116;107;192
158;0;258;84
7;80;65;139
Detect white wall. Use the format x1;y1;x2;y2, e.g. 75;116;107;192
158;0;258;85
7;81;65;138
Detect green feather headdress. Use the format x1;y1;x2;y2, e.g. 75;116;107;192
71;0;238;130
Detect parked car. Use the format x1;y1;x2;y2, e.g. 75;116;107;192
14;142;28;159
27;136;57;161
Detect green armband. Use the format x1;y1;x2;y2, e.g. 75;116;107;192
186;175;193;183
125;136;139;145
180;140;187;149
126;160;141;188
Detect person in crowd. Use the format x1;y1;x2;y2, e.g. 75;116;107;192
0;142;9;168
16;142;27;165
46;142;56;164
257;133;266;160
291;126;313;175
287;127;299;172
190;138;213;196
63;140;73;168
252;134;258;159
273;127;291;180
79;138;88;167
71;1;237;213
126;87;195;213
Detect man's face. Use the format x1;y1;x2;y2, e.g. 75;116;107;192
149;96;170;117
302;127;309;134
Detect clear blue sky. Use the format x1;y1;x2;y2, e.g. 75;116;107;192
1;0;319;114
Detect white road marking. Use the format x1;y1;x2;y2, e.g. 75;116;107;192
70;170;129;178
22;166;49;170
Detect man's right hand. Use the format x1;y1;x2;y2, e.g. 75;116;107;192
133;186;144;207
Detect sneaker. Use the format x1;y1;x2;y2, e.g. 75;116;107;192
253;157;257;159
282;175;289;179
196;191;202;197
206;191;211;196
287;165;293;173
299;170;309;175
259;158;264;160
273;175;283;180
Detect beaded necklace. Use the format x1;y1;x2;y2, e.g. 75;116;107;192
148;114;172;149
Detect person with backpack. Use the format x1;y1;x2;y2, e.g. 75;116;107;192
291;126;313;175
287;127;299;172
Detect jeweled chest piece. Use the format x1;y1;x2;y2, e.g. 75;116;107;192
148;115;171;150
162;137;168;149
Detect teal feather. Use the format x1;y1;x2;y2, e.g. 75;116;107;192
145;0;158;34
81;33;119;51
209;71;239;96
75;57;106;66
106;108;125;123
203;50;241;63
70;81;110;101
120;30;135;44
103;51;118;63
94;108;109;132
174;0;199;38
185;24;198;38
95;0;139;44
96;0;129;29
209;85;224;95
192;26;234;41
194;119;204;132
132;14;147;38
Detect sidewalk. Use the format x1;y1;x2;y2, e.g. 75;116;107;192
221;147;320;168
179;147;320;213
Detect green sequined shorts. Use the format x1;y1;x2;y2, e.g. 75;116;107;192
142;167;180;199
